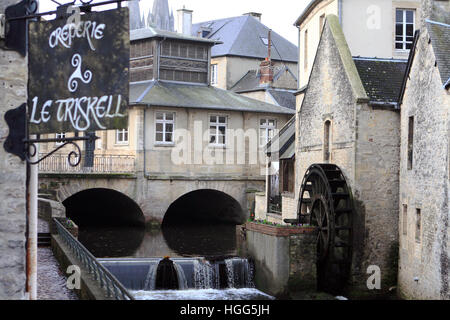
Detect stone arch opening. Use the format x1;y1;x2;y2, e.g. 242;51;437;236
63;188;146;257
63;188;145;228
162;189;246;226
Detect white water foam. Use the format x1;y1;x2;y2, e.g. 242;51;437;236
132;288;275;300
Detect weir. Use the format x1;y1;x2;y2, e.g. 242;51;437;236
99;257;255;292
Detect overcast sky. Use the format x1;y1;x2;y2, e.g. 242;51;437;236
38;0;309;45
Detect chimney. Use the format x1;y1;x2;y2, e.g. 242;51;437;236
260;30;274;84
243;12;262;22
177;7;193;36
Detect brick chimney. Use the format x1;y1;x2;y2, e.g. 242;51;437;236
260;30;274;84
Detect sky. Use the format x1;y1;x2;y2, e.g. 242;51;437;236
38;0;310;45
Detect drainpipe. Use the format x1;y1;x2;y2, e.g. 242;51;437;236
26;135;38;300
338;0;343;26
143;108;148;178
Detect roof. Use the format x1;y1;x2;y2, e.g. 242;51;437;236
230;66;297;110
353;57;408;106
130;80;295;115
192;15;298;62
231;66;297;92
268;89;296;110
294;0;322;27
426;12;450;88
130;26;221;45
265;116;295;158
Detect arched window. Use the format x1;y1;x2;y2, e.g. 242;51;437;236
324;120;331;162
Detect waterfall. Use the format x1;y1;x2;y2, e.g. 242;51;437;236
225;258;255;289
193;260;219;289
173;262;188;290
143;260;161;290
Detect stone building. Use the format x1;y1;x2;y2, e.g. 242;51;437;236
39;26;294;227
190;12;298;91
397;0;449;300
0;0;28;300
257;14;409;296
294;0;422;102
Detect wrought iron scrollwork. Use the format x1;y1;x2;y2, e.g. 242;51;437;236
23;135;98;166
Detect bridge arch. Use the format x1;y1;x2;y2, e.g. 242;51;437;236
162;189;246;226
63;188;145;228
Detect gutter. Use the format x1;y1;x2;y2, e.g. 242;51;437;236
369;101;399;110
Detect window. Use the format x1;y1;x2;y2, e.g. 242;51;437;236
319;14;325;34
324;120;331;161
155;112;175;144
281;159;295;193
408;116;414;170
209;115;227;146
304;29;308;69
415;208;421;243
55;132;66;146
211;64;218;86
395;9;415;50
116;129;129;144
259;118;276;147
403;205;408;236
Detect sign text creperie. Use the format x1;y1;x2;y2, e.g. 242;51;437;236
27;7;130;134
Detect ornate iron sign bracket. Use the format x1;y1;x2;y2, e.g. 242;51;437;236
3;102;98;166
2;0;126;165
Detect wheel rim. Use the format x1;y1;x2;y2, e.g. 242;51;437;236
297;164;354;293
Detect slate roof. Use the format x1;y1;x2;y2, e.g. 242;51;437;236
353;57;408;105
130;80;295;115
230;66;297;110
267;90;297;110
265;116;295;159
191;15;298;62
130;27;220;45
425;3;450;89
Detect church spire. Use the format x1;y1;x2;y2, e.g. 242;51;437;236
149;0;175;31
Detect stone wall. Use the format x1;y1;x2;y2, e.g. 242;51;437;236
0;0;27;299
398;24;450;300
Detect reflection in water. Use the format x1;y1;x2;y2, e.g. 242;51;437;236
77;224;238;259
162;224;237;258
78;226;145;258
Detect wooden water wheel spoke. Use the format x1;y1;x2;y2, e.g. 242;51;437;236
297;164;354;293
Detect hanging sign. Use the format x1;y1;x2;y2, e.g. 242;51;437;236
27;7;130;134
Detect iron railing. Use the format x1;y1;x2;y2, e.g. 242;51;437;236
39;154;136;174
53;218;135;300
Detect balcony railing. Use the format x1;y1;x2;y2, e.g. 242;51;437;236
39;153;136;174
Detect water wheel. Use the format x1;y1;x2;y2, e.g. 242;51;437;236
298;164;353;293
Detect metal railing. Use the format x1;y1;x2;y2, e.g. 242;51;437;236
39;154;136;174
53;218;135;300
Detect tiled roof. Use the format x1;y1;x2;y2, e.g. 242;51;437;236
426;2;450;89
130;80;295;115
192;15;298;62
353;57;408;105
265;116;295;157
267;90;296;110
230;66;297;110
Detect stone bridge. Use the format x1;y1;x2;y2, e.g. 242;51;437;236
39;171;264;227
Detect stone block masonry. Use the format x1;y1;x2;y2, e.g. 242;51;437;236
0;0;28;299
